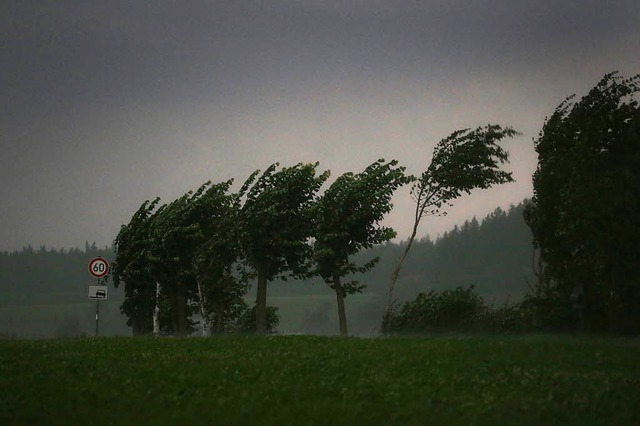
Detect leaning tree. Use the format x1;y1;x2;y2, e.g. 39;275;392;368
312;159;412;336
190;178;253;335
240;162;330;334
112;198;162;335
383;124;520;330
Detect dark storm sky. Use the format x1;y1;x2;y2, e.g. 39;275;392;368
1;1;639;251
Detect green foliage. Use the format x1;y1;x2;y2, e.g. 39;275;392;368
516;290;575;333
385;124;520;331
234;305;280;335
524;71;640;334
384;285;571;335
112;198;162;334
412;124;520;218
481;300;531;334
240;162;330;281
385;286;487;333
113;179;252;336
312;159;412;294
240;162;330;333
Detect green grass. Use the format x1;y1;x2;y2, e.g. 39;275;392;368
1;335;639;425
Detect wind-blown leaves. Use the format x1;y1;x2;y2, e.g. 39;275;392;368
384;124;520;331
240;162;330;334
312;159;412;336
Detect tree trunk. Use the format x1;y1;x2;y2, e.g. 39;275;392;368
175;284;189;337
255;266;268;335
384;221;419;324
196;278;208;336
132;317;144;336
153;282;160;336
214;298;225;334
333;274;348;337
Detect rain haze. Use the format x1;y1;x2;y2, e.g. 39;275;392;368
1;0;639;252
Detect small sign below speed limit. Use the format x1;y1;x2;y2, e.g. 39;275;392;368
89;257;109;278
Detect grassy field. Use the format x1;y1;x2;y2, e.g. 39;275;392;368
1;335;639;425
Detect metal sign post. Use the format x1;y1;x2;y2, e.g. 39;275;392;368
96;277;100;337
88;257;110;337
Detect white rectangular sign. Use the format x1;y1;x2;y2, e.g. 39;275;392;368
88;285;108;300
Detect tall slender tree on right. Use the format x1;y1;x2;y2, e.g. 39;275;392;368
382;124;520;331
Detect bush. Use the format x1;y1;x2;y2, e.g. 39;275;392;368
235;305;280;335
517;292;575;332
383;285;586;335
385;286;487;334
481;300;530;333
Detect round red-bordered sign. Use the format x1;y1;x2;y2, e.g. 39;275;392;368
89;257;109;278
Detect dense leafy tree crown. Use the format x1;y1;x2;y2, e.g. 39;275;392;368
413;124;519;216
312;159;412;293
112;198;160;287
112;197;162;329
525;72;639;297
240;162;330;280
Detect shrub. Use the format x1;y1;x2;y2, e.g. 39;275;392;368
385;286;487;334
481;300;530;333
235;305;280;335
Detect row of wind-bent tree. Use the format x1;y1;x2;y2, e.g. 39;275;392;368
112;180;251;336
382;124;521;332
112;159;411;336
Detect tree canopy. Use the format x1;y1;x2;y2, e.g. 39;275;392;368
384;124;520;329
524;71;640;333
312;159;412;335
240;162;330;334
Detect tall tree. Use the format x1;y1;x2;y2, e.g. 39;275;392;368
191;179;252;335
524;72;640;333
383;124;520;329
146;196;195;336
112;198;161;335
312;159;411;336
151;180;239;335
240;162;330;334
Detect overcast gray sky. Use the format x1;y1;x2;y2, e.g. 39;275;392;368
1;0;639;252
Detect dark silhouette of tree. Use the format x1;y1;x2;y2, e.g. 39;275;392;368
112;199;161;335
524;71;640;333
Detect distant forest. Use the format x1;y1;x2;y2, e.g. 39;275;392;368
0;201;533;309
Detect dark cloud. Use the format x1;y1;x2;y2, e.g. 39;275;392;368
1;0;638;251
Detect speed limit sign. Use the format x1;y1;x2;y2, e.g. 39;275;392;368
89;257;109;278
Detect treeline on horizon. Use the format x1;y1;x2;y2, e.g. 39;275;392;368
0;202;533;309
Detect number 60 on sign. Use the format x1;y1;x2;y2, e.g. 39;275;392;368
89;257;109;278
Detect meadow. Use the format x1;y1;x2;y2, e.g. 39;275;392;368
1;335;639;425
